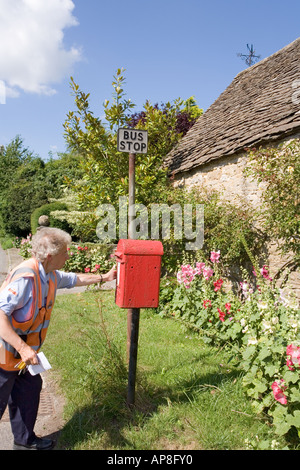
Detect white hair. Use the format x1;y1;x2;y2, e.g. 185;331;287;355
31;227;72;262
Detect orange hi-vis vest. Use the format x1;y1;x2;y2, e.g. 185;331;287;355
0;258;57;371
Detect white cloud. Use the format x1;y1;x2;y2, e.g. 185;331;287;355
0;0;82;96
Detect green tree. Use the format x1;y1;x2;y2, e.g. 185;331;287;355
63;68;202;211
0;135;33;189
63;69;133;210
1;156;48;236
0;137;82;237
43;152;84;200
0;137;46;236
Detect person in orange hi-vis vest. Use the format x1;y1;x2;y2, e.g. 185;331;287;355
0;227;116;450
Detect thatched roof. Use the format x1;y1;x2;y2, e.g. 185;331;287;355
165;38;300;175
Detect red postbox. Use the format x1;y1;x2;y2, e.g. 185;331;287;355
115;239;164;308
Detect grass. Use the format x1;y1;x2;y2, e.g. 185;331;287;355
44;290;281;450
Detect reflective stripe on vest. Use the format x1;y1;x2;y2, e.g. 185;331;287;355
0;258;57;371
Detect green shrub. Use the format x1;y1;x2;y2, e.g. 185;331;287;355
31;202;72;234
0;237;14;249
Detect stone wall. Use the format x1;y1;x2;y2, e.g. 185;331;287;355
174;150;263;206
174;141;300;300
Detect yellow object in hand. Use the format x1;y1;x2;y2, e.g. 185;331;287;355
15;361;26;370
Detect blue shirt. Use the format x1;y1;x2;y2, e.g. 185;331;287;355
0;263;77;321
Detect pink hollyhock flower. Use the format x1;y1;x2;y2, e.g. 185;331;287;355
84;267;91;273
210;250;220;263
271;380;287;405
225;302;231;312
177;264;197;289
195;262;206;274
286;344;300;371
217;308;226;322
203;299;212;309
260;265;272;280
286;358;294;371
213;279;223;291
202;267;214;280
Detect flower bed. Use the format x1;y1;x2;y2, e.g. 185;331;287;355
14;236;115;274
63;244;115;274
158;251;300;441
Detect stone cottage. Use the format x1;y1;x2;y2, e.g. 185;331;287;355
165;37;300;297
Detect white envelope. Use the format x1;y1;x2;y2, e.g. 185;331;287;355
28;352;52;376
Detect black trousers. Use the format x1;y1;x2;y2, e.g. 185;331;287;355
0;367;42;445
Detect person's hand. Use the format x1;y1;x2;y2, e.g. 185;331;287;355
104;265;117;282
18;342;39;366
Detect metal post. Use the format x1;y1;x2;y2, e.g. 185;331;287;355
127;307;140;406
128;152;135;240
127;152;140;407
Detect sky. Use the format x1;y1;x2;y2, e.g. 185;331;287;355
0;0;300;160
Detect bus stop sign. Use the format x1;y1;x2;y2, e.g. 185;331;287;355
117;128;148;154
